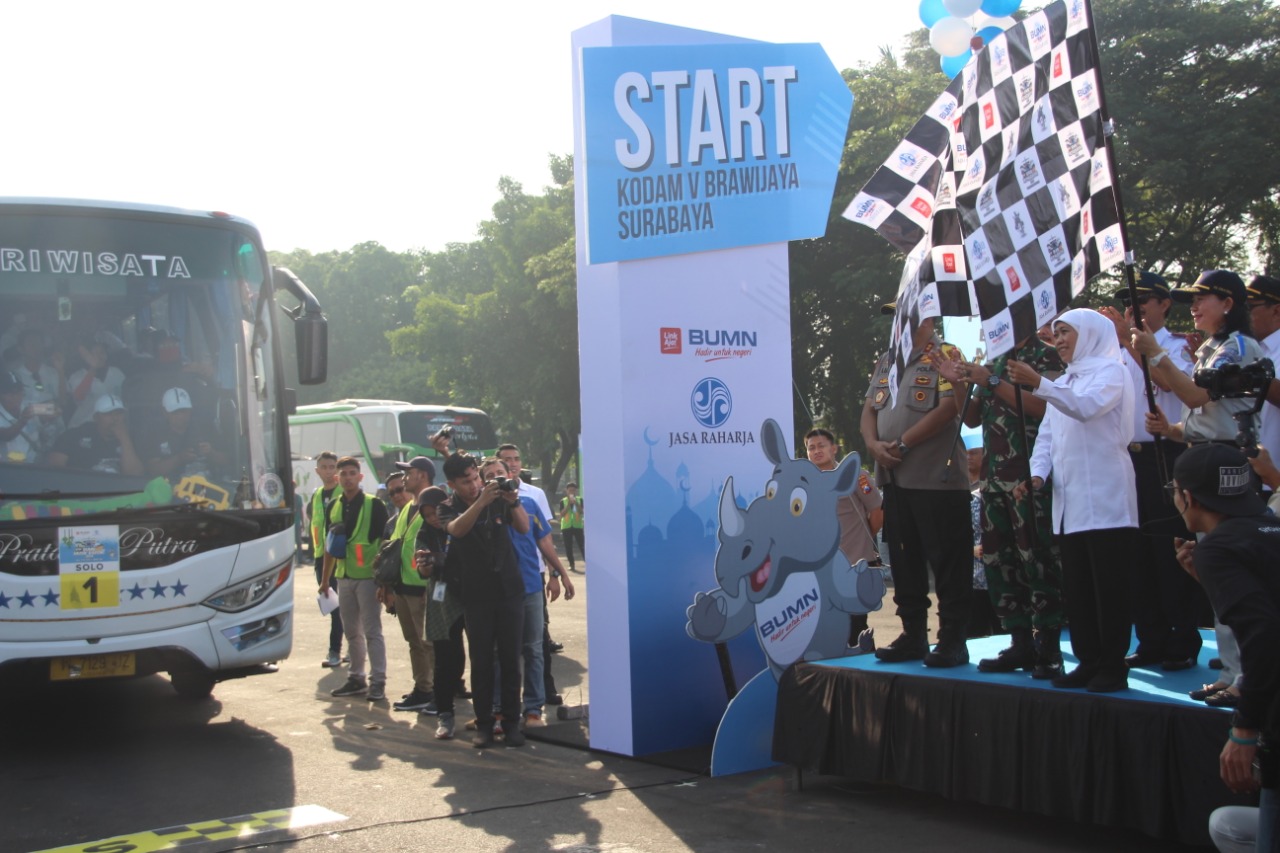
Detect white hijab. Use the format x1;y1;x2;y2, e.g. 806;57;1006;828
1055;307;1121;378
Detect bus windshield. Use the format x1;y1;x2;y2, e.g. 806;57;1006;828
397;409;497;455
0;208;289;519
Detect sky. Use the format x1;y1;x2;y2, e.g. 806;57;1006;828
0;1;948;256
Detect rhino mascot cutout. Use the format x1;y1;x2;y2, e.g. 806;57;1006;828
686;418;887;680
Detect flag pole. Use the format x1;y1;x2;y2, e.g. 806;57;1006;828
1011;343;1039;537
1080;0;1171;491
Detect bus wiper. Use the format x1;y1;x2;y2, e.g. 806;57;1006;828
0;489;141;500
117;502;263;533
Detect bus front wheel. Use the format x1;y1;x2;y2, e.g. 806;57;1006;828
170;670;216;699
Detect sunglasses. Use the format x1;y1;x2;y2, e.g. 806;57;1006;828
389;487;407;496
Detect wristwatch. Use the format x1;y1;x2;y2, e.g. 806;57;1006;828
986;374;1002;388
896;440;910;456
551;569;562;578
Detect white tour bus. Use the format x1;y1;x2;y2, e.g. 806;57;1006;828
0;198;327;698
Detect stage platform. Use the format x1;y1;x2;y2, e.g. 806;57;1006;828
772;631;1254;846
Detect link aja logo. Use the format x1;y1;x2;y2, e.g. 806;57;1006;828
660;327;757;361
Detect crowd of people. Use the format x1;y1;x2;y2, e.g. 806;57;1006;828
303;436;584;749
851;269;1278;852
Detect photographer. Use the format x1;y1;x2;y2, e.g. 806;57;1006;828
1170;444;1280;852
1133;270;1264;450
1133;269;1264;708
436;453;528;748
413;486;465;740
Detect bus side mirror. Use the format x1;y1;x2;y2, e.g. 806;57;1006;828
295;312;328;385
273;266;328;386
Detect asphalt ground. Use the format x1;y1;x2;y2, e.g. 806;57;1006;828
0;541;1203;853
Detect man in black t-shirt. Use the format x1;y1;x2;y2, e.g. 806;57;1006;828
436;453;528;747
1172;443;1280;849
48;394;144;476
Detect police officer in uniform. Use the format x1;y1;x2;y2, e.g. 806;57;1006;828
861;311;973;667
936;334;1066;677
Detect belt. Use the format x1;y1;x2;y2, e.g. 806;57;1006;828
1128;442;1156;452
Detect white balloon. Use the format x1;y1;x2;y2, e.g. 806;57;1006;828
943;0;984;17
930;16;975;56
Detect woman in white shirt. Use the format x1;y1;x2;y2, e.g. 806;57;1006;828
1008;308;1139;693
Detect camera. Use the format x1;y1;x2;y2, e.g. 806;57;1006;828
1193;358;1275;401
415;550;437;578
492;476;519;493
433;425;454;441
1191;358;1275;456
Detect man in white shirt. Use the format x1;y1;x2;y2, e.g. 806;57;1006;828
497;444;553;521
1246;274;1280;465
1101;273;1205;671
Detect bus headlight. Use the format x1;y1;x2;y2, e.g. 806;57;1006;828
203;560;292;613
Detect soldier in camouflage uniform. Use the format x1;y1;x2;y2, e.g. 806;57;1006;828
937;335;1066;678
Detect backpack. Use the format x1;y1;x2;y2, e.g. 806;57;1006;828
372;537;404;586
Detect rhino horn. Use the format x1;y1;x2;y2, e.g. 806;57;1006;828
718;476;745;538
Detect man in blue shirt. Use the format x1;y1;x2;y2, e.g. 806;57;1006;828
501;454;573;729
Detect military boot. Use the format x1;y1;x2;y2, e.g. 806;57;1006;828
1031;626;1064;680
924;627;970;668
977;626;1035;673
874;626;929;663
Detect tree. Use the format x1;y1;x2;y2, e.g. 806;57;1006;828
390;155;580;494
270;242;430;404
1094;0;1280;279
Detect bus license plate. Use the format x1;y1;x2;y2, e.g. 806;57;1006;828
50;653;136;681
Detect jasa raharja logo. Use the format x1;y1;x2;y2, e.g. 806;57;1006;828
691;377;732;428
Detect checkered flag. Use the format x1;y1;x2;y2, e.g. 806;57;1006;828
845;0;1125;360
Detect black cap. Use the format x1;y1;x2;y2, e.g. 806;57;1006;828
1170;269;1247;304
1172;444;1266;517
394;456;436;482
414;485;449;510
1114;271;1171;304
1246;274;1280;305
0;370;19;395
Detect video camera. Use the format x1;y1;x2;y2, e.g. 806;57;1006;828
1192;358;1275;401
1191;357;1274;456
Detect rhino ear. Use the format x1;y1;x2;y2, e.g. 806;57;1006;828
833;452;863;496
760;419;787;464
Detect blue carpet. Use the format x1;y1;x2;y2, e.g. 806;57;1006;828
818;628;1232;710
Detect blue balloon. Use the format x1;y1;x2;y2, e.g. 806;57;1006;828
975;25;1004;46
919;0;950;28
940;50;972;78
981;0;1022;16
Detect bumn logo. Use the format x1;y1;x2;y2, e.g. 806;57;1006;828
660;327;682;354
691;377;732;429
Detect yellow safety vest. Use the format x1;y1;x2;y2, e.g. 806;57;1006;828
327;492;379;580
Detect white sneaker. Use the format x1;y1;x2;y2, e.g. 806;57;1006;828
435;713;455;740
